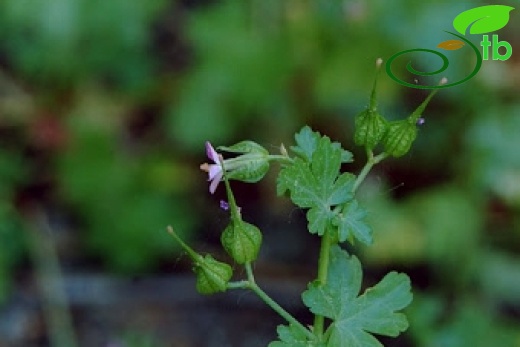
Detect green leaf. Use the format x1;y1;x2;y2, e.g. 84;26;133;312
302;246;413;347
453;5;515;35
291;126;320;161
268;324;323;347
339;148;354;164
332;200;373;245
292;126;353;163
278;135;355;235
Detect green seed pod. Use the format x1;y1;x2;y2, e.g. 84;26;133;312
354;108;388;150
354;58;388;150
221;220;262;264
166;227;232;295
193;254;233;295
383;119;417;158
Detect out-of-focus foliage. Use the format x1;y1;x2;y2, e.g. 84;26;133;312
56;94;196;273
166;0;406;150
409;295;519;347
0;0;518;345
0;149;25;304
118;331;163;347
0;0;165;90
466;105;520;207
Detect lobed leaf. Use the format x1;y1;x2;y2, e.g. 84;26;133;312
268;324;323;347
292;126;353;163
333;200;373;245
302;246;413;347
291;126;320;161
277;133;355;236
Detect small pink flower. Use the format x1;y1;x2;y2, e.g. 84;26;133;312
200;141;224;194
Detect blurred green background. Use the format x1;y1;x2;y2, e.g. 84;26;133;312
0;0;519;346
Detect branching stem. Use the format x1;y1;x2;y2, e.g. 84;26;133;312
313;149;386;340
353;151;387;193
227;262;315;341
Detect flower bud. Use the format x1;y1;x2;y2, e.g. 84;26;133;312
383;119;417;158
221;219;262;264
218;141;270;183
193;254;233;295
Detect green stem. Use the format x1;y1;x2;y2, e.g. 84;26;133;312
369;58;383;111
409;80;444;122
167;226;201;262
228;263;315;341
249;283;315;340
323;325;333;342
352;151;387;193
220;151;312;338
226;280;249;289
311;148;388;340
220;159;242;221
313;228;333;339
245;262;255;282
268;154;294;165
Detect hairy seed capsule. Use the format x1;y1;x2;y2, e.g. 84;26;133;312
354;108;388;150
221;220;262;264
193;254;233;295
383;119;417;158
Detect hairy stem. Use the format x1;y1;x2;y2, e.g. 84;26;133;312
352;151;387;193
313;228;333;339
228;263;315;341
268;154;294;165
312;149;386;340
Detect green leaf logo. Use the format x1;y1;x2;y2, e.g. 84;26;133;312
453;5;514;35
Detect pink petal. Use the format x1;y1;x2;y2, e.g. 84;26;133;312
209;172;223;194
205;141;219;163
208;164;222;181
